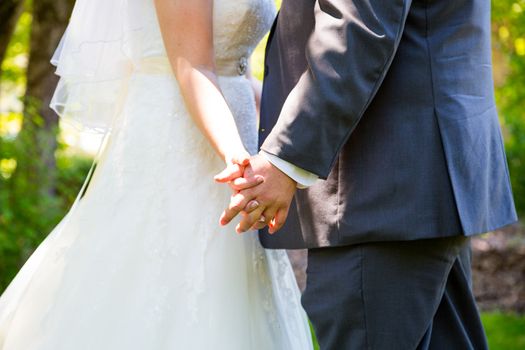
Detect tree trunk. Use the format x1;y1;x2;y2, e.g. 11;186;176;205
0;0;24;74
14;0;74;203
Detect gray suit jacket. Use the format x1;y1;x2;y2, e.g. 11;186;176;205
259;0;517;249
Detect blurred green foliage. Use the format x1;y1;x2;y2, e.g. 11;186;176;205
492;0;525;215
0;11;30;87
0;5;92;290
0;151;92;290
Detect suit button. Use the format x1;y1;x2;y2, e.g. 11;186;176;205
260;128;266;132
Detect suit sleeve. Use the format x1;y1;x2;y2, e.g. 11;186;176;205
261;0;412;179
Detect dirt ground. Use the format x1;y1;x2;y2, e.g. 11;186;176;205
472;223;525;313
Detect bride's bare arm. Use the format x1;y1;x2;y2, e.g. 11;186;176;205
153;0;250;168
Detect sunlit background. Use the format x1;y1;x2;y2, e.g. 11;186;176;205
0;0;524;348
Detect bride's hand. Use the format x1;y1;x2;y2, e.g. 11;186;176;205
214;150;265;191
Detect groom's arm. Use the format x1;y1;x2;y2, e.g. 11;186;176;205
261;0;413;179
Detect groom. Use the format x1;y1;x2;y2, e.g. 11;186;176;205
218;0;517;348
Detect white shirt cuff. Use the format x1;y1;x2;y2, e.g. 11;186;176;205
260;151;319;189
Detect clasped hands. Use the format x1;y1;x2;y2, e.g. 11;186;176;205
215;153;297;234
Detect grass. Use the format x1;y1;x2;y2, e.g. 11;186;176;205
482;312;525;350
310;322;320;350
308;312;525;349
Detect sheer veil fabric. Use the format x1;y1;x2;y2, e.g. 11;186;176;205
50;0;156;133
0;0;314;349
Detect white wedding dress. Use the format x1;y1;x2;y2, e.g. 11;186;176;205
0;0;313;349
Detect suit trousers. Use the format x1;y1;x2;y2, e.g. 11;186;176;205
301;236;488;350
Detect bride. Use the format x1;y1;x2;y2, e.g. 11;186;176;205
0;0;313;349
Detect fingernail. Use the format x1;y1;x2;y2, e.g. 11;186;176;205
247;201;259;211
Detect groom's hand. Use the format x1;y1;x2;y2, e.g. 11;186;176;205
219;154;297;234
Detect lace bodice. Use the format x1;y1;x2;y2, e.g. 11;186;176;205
213;0;276;74
142;0;276;75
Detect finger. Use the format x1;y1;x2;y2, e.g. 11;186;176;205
263;206;279;230
219;192;252;226
232;152;251;166
250;220;268;230
269;207;290;234
230;175;264;191
242;200;260;214
223;193;249;220
214;164;243;183
251;204;277;231
236;206;266;233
